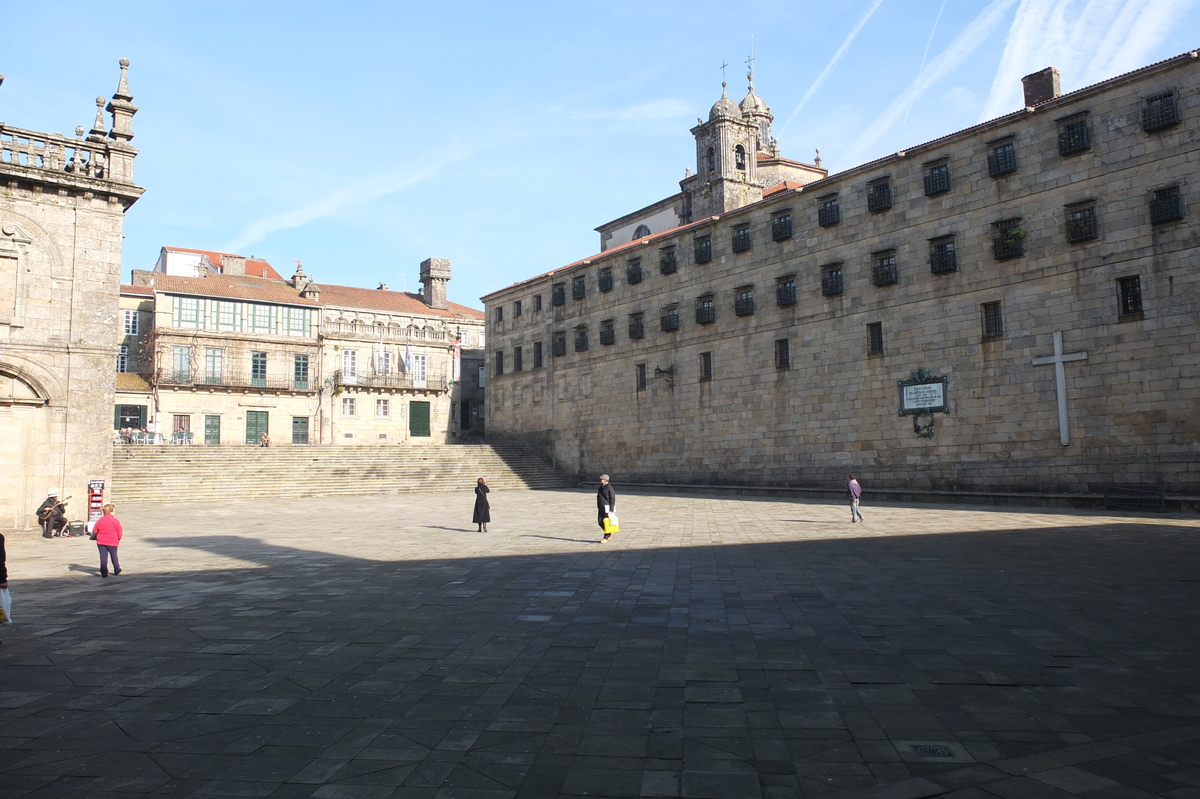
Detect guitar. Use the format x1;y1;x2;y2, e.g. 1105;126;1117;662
37;496;70;522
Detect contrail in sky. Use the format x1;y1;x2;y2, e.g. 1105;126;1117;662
902;0;949;127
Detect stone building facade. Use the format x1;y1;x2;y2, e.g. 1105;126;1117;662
482;54;1200;495
115;251;485;446
0;60;144;530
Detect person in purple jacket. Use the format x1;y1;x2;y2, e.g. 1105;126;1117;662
847;475;864;523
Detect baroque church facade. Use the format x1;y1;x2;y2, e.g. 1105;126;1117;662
0;61;144;530
481;53;1200;496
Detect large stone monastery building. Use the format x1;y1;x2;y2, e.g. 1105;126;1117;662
482;53;1200;495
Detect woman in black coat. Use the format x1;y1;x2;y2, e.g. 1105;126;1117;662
473;477;491;532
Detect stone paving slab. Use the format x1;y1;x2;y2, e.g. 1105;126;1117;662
0;489;1198;798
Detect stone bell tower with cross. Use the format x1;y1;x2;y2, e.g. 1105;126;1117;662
682;60;764;220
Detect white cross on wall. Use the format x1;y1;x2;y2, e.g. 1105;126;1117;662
1032;331;1088;446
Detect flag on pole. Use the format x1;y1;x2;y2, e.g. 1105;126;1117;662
404;343;412;372
453;333;462;382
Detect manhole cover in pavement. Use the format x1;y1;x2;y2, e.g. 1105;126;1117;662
913;745;954;757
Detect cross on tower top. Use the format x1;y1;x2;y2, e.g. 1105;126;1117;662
720;61;728;87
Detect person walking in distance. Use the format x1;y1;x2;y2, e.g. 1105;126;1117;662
597;474;616;542
93;504;124;578
473;477;491;532
848;474;865;523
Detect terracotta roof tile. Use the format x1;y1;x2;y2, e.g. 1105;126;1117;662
318;284;484;320
764;180;805;197
162;246;283;279
146;273;321;306
120;285;154;296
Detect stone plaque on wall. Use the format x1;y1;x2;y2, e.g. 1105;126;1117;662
898;369;949;415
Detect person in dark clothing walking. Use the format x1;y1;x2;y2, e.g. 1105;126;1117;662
597;474;616;542
847;474;865;523
473;477;491;532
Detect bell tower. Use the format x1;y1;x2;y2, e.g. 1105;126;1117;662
682;78;763;220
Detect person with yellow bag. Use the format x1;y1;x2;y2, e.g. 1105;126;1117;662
597;474;618;542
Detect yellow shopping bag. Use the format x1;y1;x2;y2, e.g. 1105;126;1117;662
603;515;619;535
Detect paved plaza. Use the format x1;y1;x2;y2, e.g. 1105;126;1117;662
1;488;1199;799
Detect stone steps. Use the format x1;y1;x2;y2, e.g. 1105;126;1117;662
111;443;575;502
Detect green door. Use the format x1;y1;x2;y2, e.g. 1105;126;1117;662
291;416;309;445
245;411;269;444
204;415;220;445
409;401;430;438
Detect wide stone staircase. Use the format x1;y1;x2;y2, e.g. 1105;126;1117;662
111;443;576;503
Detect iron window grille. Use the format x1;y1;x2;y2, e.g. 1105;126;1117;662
992;218;1026;260
514;300;522;317
731;225;752;253
574;327;588;351
734;287;755;316
772;211;793;241
930;236;958;274
821;264;844;296
1149;185;1184;224
572;276;586;300
1118;276;1143;317
628;315;645;340
660;305;680;332
598;268;614;292
867;322;884;355
872;251;898;286
1142;91;1180;132
982;301;1003;337
636;363;647;391
867;178;893;213
924;161;950;196
627;260;643;284
987;138;1017;177
699;351;712;381
495;306;504;323
552;334;567;356
551;283;566;306
533;341;543;368
1065;203;1098;243
818;196;840;227
694;237;712;264
776;276;797;306
695;296;716;325
599;320;615;345
534;294;542;311
775;338;790;369
513;347;523;372
494;351;504;376
1057;114;1091;155
659;248;677;274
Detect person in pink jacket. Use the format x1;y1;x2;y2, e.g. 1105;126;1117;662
93;504;124;578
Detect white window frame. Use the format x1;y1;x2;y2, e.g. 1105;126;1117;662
252;304;273;333
216;301;236;331
116;345;129;373
341;397;357;417
376;398;390;418
412;353;428;388
123;309;139;335
343;349;358;377
177;297;200;328
286;307;308;336
377;350;393;376
172;346;190;378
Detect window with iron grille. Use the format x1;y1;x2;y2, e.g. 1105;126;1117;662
821;264;843;297
495;305;504;323
533;341;543;368
1149;185;1184;224
628;314;645;340
867;322;884;355
552;333;566;356
572;275;586;300
574;326;588;351
818;195;840;227
924;160;950;196
659;247;677;274
251;351;267;386
987;138;1017;177
776;275;797;306
992;218;1026;260
627;259;643;284
534;294;542;312
1057;113;1091;156
734;286;755;316
636;363;647;390
598;268;614;292
775;338;790;370
1142;91;1180;132
772;210;792;241
731;225;752;253
494;351;504;376
599;319;615;345
551;283;566;306
1065;202;1098;243
981;301;1003;337
513;346;523;372
513;299;522;317
930;235;958;274
695;295;716;325
1118;276;1143;317
872;250;898;286
694;236;712;264
660;304;680;332
867;178;892;213
699;352;712;381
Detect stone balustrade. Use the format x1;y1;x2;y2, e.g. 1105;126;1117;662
321;321;451;343
0;123;121;183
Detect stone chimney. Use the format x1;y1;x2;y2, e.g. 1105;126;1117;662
224;255;246;276
291;262;310;291
378;282;389;291
419;257;451;310
1022;67;1061;107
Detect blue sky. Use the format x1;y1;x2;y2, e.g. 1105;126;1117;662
4;0;1196;309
